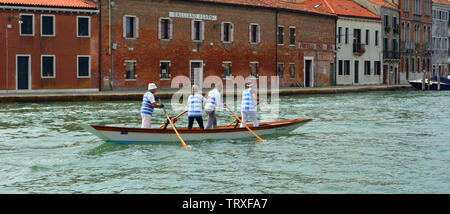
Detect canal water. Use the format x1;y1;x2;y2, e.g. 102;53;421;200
0;90;449;193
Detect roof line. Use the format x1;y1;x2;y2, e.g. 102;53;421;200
322;0;336;15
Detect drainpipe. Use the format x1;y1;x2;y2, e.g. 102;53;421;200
98;1;102;91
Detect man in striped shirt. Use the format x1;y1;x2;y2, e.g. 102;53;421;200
240;82;260;128
205;84;224;129
141;83;164;128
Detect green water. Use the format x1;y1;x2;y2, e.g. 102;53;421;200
0;91;449;193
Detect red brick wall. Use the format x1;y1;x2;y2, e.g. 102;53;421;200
100;0;336;89
0;10;99;90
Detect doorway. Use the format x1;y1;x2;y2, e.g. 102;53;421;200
190;60;203;88
16;55;31;90
354;60;359;84
304;57;314;87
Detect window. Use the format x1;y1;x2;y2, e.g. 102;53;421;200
411;57;415;73
77;56;90;78
384;15;389;28
345;28;349;44
192;20;204;41
159;18;172;40
222;62;232;79
417;58;420;73
403;0;409;12
401;22;405;40
249;24;260;44
250;62;259;78
277;26;284;45
375;30;379;46
364;61;371;75
425;0;431;16
41;15;54;36
41;55;55;78
277;63;284;78
338;60;343;75
344;60;350;75
338;27;342;44
160;61;171;79
222;22;234;43
374;61;381;75
20;14;34;36
125;60;136;80
384;38;389;51
365;29;370;45
289;27;296;46
123;15;138;39
77;16;90;37
289;63;295;79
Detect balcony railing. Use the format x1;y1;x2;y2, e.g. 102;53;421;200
383;51;400;59
400;41;413;52
353;43;365;55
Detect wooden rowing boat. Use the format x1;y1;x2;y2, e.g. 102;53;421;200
80;118;311;144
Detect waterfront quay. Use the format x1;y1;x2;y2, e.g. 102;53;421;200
0;85;413;103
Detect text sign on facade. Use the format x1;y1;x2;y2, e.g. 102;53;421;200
169;12;217;21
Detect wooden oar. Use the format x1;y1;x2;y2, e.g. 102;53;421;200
227;102;259;126
224;104;264;143
160;105;191;150
160;110;187;129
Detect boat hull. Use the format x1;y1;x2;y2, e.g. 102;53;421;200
80;118;311;144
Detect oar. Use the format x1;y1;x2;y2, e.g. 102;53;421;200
160;110;187;129
160;104;191;150
224;104;264;143
227;102;259;126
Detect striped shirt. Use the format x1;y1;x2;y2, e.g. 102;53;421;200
205;89;222;111
187;93;206;117
141;90;155;116
241;88;256;112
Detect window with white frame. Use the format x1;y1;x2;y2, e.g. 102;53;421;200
41;55;55;78
338;27;342;44
77;56;90;78
277;26;284;45
41;15;54;36
403;0;409;12
424;0;431;16
375;30;379;46
123;15;138;39
20;14;34;36
249;23;260;44
160;61;171;79
289;26;296;46
192;20;204;41
125;60;136;80
159;18;173;40
77;16;90;37
221;22;234;43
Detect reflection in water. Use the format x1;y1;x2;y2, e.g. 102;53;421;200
0;91;449;193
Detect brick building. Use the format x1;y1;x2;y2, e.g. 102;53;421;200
98;0;336;90
0;0;99;92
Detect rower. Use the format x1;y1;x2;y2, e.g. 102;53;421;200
240;82;260;128
187;85;207;129
141;83;164;128
205;83;224;129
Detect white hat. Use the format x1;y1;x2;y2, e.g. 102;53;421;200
148;83;157;90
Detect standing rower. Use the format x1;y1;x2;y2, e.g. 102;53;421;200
187;85;207;129
240;82;260;128
205;84;224;129
141;83;164;128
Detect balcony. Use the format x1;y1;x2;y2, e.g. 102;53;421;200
400;41;413;52
353;43;365;55
383;51;400;60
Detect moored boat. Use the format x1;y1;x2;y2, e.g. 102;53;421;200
409;76;450;90
80;118;311;144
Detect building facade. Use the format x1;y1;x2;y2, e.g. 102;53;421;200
354;0;401;85
98;0;336;90
431;0;450;77
399;0;433;83
0;0;99;92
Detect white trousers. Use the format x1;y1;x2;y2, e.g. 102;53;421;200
141;114;152;128
240;110;258;128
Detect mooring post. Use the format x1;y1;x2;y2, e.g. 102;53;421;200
427;71;431;90
437;68;441;91
422;70;426;91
